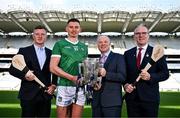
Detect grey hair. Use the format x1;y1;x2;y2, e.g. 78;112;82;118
134;24;149;33
97;35;111;43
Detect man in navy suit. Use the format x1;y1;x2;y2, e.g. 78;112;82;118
9;25;57;117
124;24;169;117
91;35;126;117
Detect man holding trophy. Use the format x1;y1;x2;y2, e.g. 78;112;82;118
91;35;127;117
50;18;88;118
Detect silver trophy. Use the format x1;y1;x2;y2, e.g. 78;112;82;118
78;58;95;85
78;58;102;89
91;61;103;90
78;58;104;102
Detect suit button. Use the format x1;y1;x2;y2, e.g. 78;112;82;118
39;86;42;89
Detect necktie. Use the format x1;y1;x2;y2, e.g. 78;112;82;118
99;54;107;66
136;48;142;69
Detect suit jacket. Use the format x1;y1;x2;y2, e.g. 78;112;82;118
92;51;126;107
9;45;57;100
124;45;169;103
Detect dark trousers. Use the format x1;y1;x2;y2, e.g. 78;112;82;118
126;100;159;117
20;94;51;118
92;105;122;117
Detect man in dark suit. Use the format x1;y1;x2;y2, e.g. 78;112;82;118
9;25;57;117
91;35;126;117
124;24;169;117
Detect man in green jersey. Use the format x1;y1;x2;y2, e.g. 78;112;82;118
50;18;88;118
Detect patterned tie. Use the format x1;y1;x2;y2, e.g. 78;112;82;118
136;48;142;69
99;54;107;66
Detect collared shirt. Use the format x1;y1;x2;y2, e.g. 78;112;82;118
34;44;46;69
65;38;79;44
136;44;148;64
100;50;111;65
101;50;111;59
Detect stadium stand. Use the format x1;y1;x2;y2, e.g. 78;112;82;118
158;37;180;49
1;36;180;72
1;35;180;91
0;36;9;48
6;36;33;49
0;10;180;91
159;73;180;91
0;72;20;90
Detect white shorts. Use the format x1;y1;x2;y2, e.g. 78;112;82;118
56;86;86;107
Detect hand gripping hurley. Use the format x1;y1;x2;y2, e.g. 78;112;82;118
123;44;164;100
12;54;56;98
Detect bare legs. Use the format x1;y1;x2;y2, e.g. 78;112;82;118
57;103;84;118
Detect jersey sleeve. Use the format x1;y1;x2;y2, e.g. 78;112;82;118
52;41;61;57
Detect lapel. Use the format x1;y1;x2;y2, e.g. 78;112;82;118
140;45;153;69
131;47;138;70
42;47;50;70
104;51;113;69
30;45;42;70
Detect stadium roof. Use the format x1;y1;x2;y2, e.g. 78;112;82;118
0;10;180;34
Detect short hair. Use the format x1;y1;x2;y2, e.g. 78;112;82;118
97;35;111;43
67;18;80;25
134;24;149;33
34;25;47;32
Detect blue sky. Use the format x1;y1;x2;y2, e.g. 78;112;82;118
0;0;180;12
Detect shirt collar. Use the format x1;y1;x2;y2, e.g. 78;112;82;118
101;50;111;57
65;38;79;45
34;44;45;51
137;44;148;51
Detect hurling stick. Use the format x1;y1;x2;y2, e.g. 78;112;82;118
12;54;56;98
12;54;46;88
123;45;164;100
132;44;164;86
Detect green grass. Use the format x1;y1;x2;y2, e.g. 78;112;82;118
0;91;180;117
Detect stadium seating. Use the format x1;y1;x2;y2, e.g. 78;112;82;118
0;35;180;91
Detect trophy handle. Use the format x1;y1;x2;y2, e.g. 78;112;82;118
93;61;103;91
78;59;92;86
93;77;102;90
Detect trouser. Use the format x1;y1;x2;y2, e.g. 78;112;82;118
20;94;51;118
126;100;159;117
92;105;122;117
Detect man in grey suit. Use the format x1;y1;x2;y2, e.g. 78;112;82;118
91;35;126;117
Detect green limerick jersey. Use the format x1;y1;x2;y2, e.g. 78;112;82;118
52;38;88;86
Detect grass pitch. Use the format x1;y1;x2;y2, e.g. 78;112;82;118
0;91;180;117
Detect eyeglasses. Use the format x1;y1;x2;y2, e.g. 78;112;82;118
135;32;148;35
